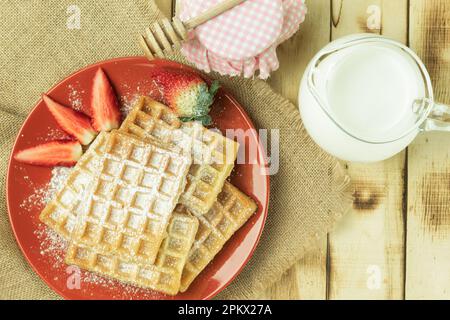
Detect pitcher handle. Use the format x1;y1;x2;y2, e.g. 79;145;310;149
422;102;450;132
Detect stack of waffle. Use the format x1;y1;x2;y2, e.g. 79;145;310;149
40;97;257;295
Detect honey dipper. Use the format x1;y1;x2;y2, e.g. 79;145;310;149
140;0;246;59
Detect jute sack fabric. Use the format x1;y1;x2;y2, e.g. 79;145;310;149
0;0;351;299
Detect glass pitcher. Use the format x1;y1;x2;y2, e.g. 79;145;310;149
299;34;450;163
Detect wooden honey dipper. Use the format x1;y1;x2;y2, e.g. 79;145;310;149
140;0;246;59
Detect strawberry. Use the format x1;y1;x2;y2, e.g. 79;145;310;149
14;141;82;167
42;94;97;145
151;68;220;126
91;68;121;132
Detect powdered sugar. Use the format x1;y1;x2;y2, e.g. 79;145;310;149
120;94;140;119
20;167;72;212
35;127;70;143
21;78;181;298
67;83;85;112
119;79;162;119
81;272;160;299
34;226;67;268
47;167;72;198
20;183;49;212
66;78;162;123
27;162;162;298
27;167;72;267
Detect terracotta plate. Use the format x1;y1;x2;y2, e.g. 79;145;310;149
6;57;269;300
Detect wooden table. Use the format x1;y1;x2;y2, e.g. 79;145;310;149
157;0;450;300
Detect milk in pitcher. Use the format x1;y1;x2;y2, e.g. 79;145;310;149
300;35;428;162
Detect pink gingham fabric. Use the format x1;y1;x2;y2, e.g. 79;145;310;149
180;0;307;79
182;0;283;60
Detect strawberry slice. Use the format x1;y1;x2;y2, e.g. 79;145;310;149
91;68;121;132
14;141;82;167
43;94;97;145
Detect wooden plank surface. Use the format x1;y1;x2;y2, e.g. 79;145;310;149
260;0;331;300
327;0;407;300
407;0;450;300
164;0;450;300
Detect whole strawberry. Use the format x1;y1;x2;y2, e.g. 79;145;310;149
151;67;220;126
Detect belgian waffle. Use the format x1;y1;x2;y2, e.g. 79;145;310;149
120;97;239;216
177;182;257;292
39;132;109;238
69;131;191;265
65;213;199;295
120;96;182;146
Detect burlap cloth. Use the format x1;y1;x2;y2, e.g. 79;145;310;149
0;0;351;300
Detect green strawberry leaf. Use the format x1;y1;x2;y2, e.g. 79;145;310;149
196;115;213;126
199;81;220;111
192;83;218;117
209;80;221;96
180;115;212;126
179;116;195;122
178;81;219;127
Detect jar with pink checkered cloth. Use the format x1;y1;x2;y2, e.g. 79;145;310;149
179;0;307;79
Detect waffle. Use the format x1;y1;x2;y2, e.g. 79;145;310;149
39;132;109;238
120;96;239;216
120;96;182;146
65;213;199;295
69;131;192;265
177;181;257;292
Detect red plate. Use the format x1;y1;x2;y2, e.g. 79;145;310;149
6;57;269;300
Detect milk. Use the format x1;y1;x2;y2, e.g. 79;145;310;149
299;35;431;162
325;43;425;141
